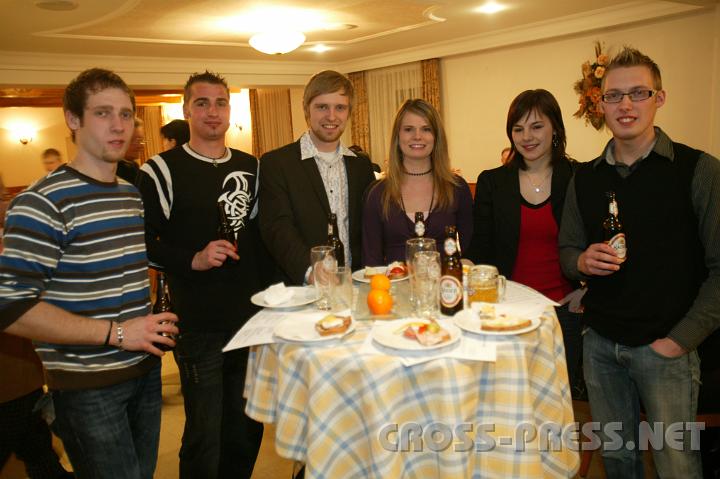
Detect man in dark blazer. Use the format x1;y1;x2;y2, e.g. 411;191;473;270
259;70;375;285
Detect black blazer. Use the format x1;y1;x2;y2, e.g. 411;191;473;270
259;140;376;285
468;158;577;277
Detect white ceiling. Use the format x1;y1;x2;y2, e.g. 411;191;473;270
0;0;717;86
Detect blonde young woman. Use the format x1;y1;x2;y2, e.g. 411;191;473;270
362;99;473;266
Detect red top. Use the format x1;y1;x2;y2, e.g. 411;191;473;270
511;199;573;302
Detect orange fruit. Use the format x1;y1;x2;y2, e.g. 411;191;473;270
369;274;391;291
367;289;393;315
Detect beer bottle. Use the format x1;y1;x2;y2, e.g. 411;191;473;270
440;225;463;315
603;191;627;263
217;202;237;255
327;212;345;267
153;271;174;351
414;212;425;238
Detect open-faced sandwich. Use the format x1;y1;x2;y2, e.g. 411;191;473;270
364;266;386;279
315;314;352;336
400;320;451;346
386;261;408;280
481;314;532;332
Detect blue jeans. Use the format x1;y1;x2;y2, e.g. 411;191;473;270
583;327;702;479
50;363;162;479
173;331;263;479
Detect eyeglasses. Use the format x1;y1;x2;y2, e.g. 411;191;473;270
601;89;656;103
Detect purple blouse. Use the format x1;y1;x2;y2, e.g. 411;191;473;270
361;177;474;266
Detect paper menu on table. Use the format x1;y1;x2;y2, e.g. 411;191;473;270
503;281;560;307
223;308;352;352
223;309;282;352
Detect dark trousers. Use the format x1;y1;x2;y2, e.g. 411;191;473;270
0;388;68;479
174;331;263;479
555;304;583;397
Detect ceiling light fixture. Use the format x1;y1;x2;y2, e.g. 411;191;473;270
249;30;306;55
309;44;331;53
475;1;507;14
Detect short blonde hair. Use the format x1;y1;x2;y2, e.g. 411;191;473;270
303;70;354;120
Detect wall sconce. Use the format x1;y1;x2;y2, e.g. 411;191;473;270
9;123;36;145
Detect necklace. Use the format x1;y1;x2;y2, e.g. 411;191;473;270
403;167;433;176
187;144;226;167
523;169;552;194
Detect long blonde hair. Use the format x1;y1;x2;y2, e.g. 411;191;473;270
380;99;458;218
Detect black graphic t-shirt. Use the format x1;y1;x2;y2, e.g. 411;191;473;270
138;144;264;332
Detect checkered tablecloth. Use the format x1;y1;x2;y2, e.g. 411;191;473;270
244;305;579;478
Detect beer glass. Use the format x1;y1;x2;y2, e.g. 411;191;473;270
405;238;437;307
310;245;336;310
468;264;506;304
412;251;441;318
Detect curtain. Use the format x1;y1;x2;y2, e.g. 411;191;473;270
421;58;442;114
137;105;163;162
249;88;293;158
348;71;371;154
367;62;422;167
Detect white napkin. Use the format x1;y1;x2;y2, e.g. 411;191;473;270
263;282;294;306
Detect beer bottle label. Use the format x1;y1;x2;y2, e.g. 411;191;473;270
607;233;627;260
415;220;425;237
440;276;462;308
609;200;618;216
444;238;457;256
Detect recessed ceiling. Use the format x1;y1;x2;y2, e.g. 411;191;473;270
0;0;715;64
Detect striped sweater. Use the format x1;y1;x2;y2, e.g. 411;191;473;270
0;165;156;390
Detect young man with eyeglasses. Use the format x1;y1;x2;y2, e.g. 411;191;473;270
559;47;720;477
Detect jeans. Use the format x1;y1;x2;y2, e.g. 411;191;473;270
583;327;702;479
173;331;263;479
50;363;162;479
555;304;583;397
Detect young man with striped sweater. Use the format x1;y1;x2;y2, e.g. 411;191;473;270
0;68;178;479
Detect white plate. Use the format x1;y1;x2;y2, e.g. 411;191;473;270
352;267;409;283
273;315;356;342
371;319;461;351
453;309;541;336
250;286;318;308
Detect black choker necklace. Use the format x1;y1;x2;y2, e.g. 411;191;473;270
404;167;433;176
187;144;226;167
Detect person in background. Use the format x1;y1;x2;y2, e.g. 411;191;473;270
468;89;583;395
40;148;64;173
160;119;190;151
349;144;382;174
259;70;375;284
361;99;473;266
0;68;178;479
500;146;512;165
559;47;720;477
116;117;145;185
138;70;264;479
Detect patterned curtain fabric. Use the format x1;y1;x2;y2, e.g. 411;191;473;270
249;89;261;158
137;105;163;162
348;71;371;154
421;58;442;113
367;62;422;167
249;88;293;158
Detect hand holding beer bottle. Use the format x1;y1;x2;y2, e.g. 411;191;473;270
577;191;625;276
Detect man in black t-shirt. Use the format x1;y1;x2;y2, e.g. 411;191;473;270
138;71;264;479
